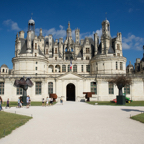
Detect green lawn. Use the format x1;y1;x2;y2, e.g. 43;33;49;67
86;101;144;106
0;111;32;138
131;113;144;123
2;101;57;107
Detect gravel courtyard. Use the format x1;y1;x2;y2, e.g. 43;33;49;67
0;102;144;144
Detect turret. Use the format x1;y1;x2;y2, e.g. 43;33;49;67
28;18;35;40
94;33;99;55
19;31;25;38
66;22;72;38
75;28;80;44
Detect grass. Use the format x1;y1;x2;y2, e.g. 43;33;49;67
131;113;144;123
2;101;57;107
0;111;32;139
86;101;144;106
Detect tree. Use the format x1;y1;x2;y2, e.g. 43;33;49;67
109;75;132;96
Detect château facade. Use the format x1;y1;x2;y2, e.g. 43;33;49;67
0;18;144;101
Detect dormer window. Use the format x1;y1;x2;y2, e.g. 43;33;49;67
35;43;37;50
86;48;90;53
117;44;120;50
55;48;57;54
35;53;37;57
86;56;89;60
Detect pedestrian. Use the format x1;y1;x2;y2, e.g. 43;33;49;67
60;97;63;105
42;98;45;106
46;97;49;106
50;97;53;106
20;99;23;108
0;96;4;111
17;97;20;108
26;95;30;108
6;98;10;108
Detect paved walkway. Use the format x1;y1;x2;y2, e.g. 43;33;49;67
0;102;144;144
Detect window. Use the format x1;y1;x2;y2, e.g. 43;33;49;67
86;48;90;53
17;87;23;95
35;82;42;95
35;53;37;57
35;67;37;70
86;56;89;60
62;65;66;72
91;82;97;94
71;48;73;52
117;44;120;50
86;65;90;72
81;65;83;72
0;82;4;94
109;82;114;94
73;65;77;72
46;49;48;54
36;62;38;64
116;62;118;70
81;57;83;60
48;82;53;94
124;85;130;94
120;62;123;70
65;48;67;52
55;48;57;54
66;57;68;60
35;43;37;49
68;65;70;72
117;53;120;56
55;57;57;60
2;69;4;73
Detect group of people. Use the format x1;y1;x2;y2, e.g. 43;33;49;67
42;97;63;106
0;96;11;111
17;95;31;108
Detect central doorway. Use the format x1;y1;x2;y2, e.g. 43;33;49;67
66;83;75;101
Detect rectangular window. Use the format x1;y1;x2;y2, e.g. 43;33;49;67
46;49;48;54
117;44;120;50
86;65;90;72
48;82;53;94
68;65;70;72
35;67;37;70
62;65;66;72
109;82;114;94
17;87;23;95
124;85;130;94
35;43;37;49
0;82;4;95
116;62;118;70
117;53;120;56
55;57;57;60
81;65;83;72
120;62;123;70
86;48;89;53
91;82;97;94
35;82;42;95
73;65;77;72
55;48;57;54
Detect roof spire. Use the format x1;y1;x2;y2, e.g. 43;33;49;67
31;13;33;19
105;12;107;20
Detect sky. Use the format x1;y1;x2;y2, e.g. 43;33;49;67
0;0;144;69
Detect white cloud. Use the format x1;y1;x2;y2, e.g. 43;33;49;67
59;25;63;30
122;33;144;50
3;19;20;31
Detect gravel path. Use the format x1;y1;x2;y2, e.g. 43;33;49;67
0;102;144;144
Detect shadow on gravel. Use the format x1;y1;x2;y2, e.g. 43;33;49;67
121;109;144;113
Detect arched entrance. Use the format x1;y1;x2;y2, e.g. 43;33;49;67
66;83;75;101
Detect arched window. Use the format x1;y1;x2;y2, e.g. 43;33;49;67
65;48;67;52
68;65;70;72
91;82;97;94
86;56;89;60
2;69;4;73
71;48;73;52
62;65;66;72
73;65;77;72
48;82;53;94
48;65;53;72
6;69;7;73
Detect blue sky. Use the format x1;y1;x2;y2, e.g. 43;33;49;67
0;0;144;69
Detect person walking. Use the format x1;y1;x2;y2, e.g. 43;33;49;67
0;96;4;111
42;98;45;106
60;97;63;105
17;97;20;108
50;97;53;106
26;95;30;108
6;98;10;108
46;97;49;106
